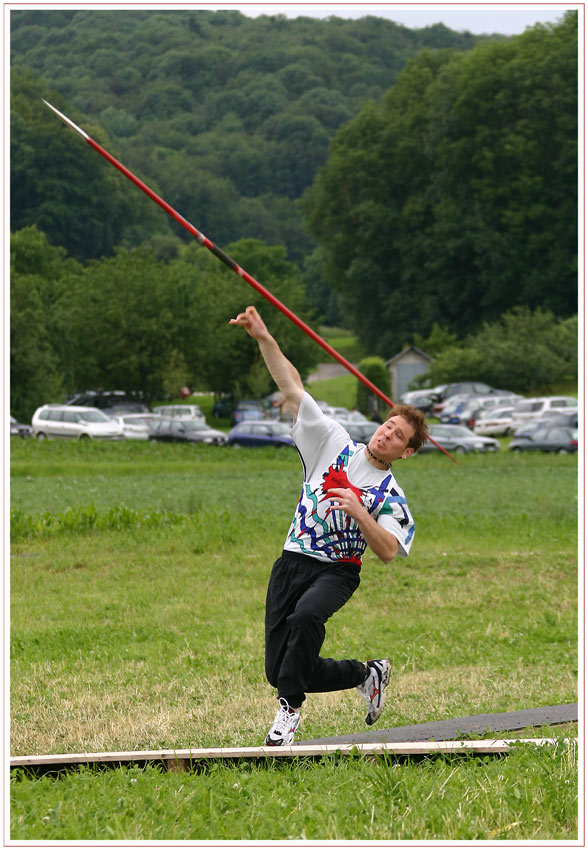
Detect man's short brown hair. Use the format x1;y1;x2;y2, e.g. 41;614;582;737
387;405;428;452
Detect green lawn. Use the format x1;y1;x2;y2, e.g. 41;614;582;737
10;438;578;840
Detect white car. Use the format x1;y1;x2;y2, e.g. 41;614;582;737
32;405;124;440
112;413;159;440
474;406;517;437
153;404;205;424
510;396;578;429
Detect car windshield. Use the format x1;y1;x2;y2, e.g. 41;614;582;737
80;410;110;422
183;422;208;431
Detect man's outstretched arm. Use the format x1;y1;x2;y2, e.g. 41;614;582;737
229;306;305;418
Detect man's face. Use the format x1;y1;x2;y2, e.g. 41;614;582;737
368;415;415;463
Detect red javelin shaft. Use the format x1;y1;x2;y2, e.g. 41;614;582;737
42;99;456;462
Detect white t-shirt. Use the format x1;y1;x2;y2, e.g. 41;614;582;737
283;393;415;565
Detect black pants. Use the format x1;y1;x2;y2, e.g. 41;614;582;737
265;550;367;707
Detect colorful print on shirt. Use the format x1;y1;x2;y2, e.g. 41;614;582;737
286;442;413;565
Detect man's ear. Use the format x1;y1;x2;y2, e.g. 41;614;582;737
402;447;415;459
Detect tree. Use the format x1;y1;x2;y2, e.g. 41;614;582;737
10;227;76;419
412;324;459;357
11;72;169;262
170;239;319;398
54;246;183;404
303;15;578;349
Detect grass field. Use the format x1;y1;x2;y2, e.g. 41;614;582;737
10;437;578;840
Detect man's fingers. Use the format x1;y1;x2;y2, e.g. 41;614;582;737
229;306;259;327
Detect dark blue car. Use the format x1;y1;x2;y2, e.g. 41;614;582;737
228;421;294;447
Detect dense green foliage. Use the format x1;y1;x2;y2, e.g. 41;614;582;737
11;9;487;264
355;356;391;415
420;308;578;393
10;226;317;420
303;14;578;351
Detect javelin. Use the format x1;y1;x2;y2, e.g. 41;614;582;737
42;98;456;462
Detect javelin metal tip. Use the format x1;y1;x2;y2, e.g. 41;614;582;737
42;98;89;141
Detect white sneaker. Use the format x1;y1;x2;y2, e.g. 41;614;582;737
356;659;391;726
265;698;301;746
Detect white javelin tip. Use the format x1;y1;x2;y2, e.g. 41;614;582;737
42;99;90;141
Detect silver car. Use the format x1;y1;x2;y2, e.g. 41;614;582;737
418;424;501;454
32;405;124;440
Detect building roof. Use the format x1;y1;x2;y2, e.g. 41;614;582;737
386;346;433;366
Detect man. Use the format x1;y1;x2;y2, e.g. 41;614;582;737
229;306;428;746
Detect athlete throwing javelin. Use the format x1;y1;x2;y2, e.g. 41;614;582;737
230;306;428;746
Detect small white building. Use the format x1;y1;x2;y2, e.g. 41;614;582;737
386;346;432;402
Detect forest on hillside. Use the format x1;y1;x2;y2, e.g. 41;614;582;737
11;8;494;266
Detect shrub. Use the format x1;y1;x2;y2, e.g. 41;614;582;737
425;308;577;394
356;356;391;416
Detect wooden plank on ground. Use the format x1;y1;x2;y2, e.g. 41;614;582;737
10;738;570;773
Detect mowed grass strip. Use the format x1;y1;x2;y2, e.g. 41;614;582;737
10;439;578;839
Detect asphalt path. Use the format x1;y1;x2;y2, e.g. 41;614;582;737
295;703;578;745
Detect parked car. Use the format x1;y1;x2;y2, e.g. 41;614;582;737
231;400;265;425
149;418;227;445
510;396;577;429
32;405;124;440
474;407;517;437
66;390;149;416
400;388;436;404
10;415;32;438
513;410;579;439
112;414;154;440
431;382;514;415
438;394;479;423
442;395;523;428
344;421;379;443
153;404;205;424
531;409;578;428
400;388;444;414
228;421;294;447
464;397;524;429
418;424;500;454
398;393;436;415
509;426;578;454
323;407;369;425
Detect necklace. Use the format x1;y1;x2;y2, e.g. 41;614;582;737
365;445;390;469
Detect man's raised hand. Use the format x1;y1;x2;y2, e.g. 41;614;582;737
229;305;269;341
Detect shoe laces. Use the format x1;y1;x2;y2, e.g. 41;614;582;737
272;698;298;733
